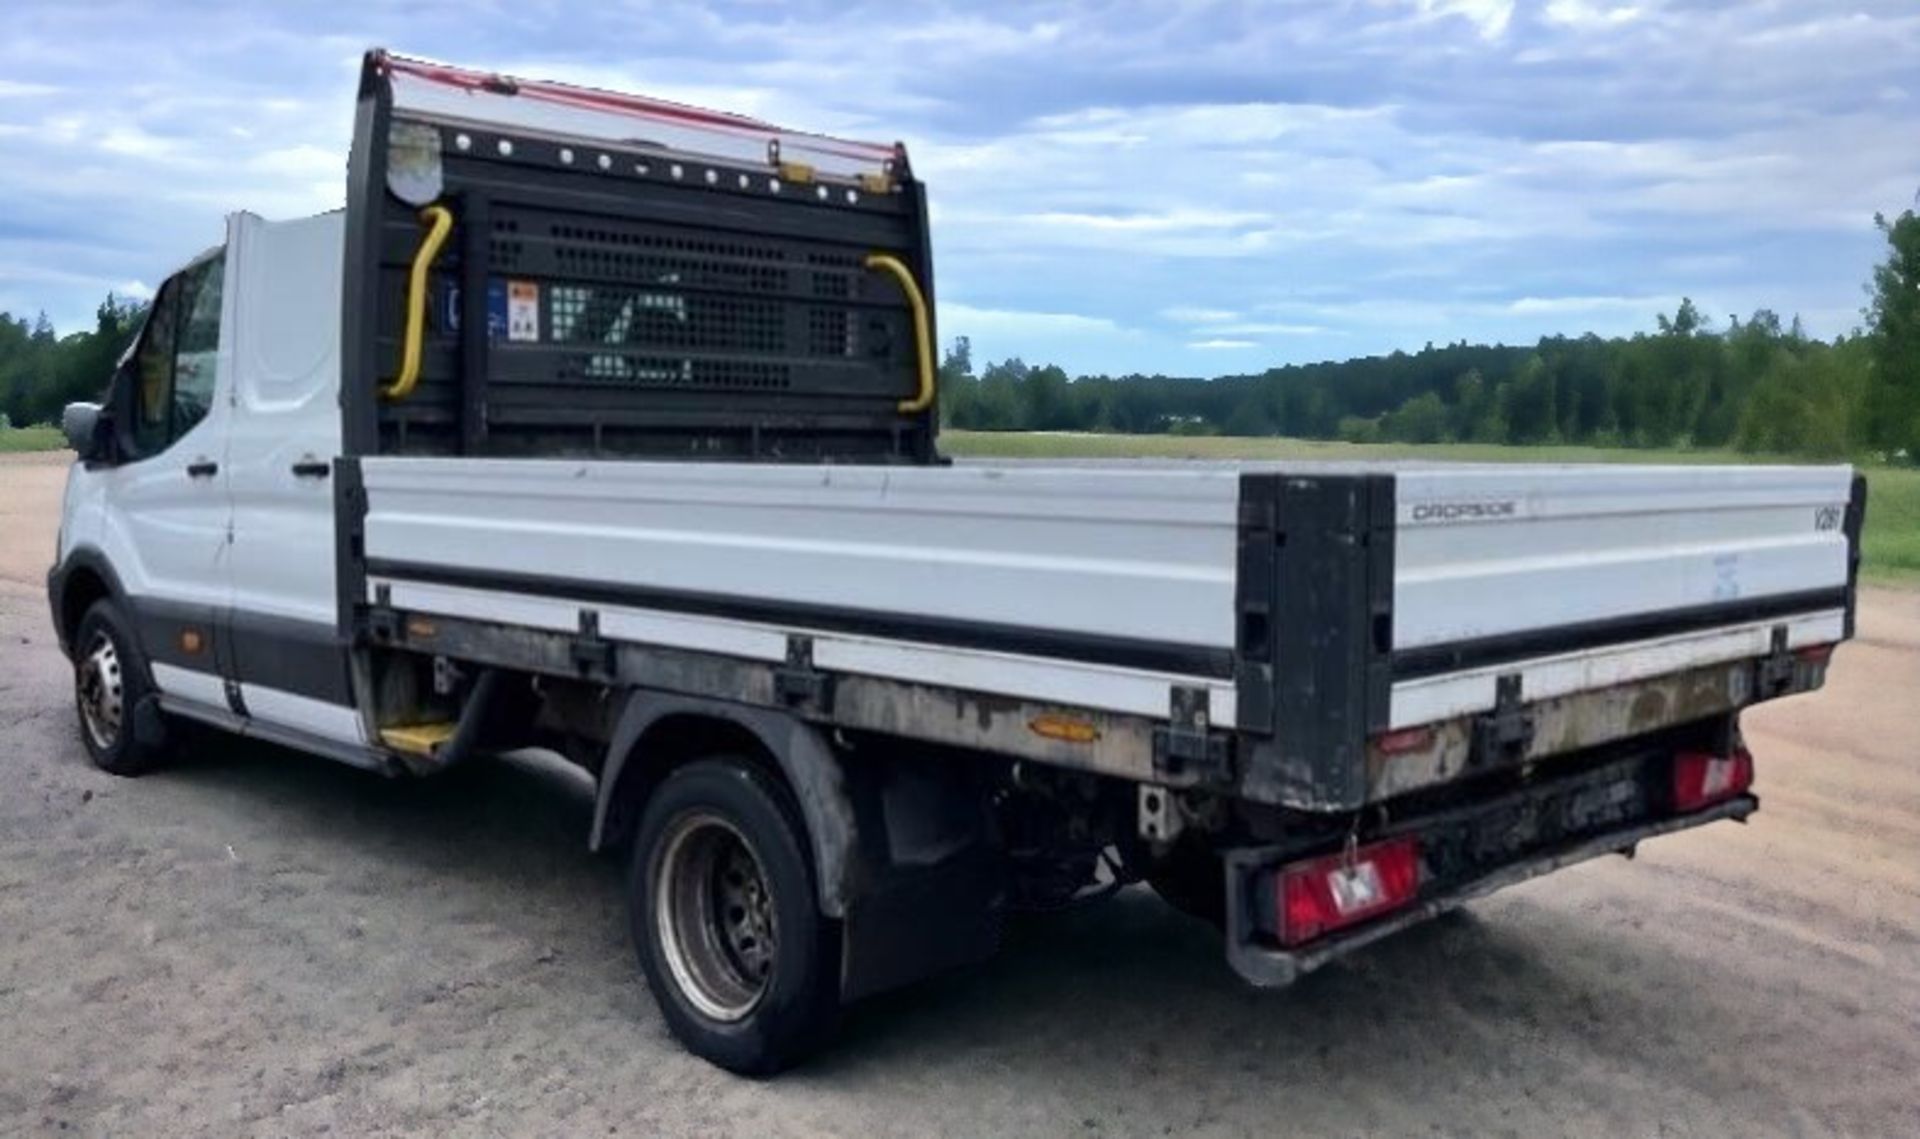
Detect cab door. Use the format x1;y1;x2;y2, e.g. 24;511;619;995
221;211;363;744
95;251;235;709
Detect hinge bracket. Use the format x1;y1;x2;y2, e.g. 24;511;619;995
1472;672;1535;766
366;583;400;643
774;635;831;709
1753;624;1794;698
1153;686;1231;782
570;609;615;677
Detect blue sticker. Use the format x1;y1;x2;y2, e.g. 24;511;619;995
487;279;509;340
437;279;511;341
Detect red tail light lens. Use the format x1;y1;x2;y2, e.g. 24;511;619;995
1372;725;1437;756
1672;747;1754;812
1275;837;1421;947
1795;643;1834;666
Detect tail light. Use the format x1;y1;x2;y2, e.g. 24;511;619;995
1372;725;1436;756
1672;747;1754;812
1795;643;1834;666
1275;836;1421;947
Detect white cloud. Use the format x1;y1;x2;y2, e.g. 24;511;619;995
1505;294;1673;316
1410;0;1515;39
1661;253;1746;275
939;301;1129;339
1161;305;1240;323
98;126;179;160
1204;322;1328;336
248;144;341;179
1189;338;1258;349
1021;208;1266;234
0;0;1912;373
1543;0;1642;30
1738;11;1880;46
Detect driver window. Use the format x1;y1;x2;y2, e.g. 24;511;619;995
125;251;224;461
172;256;224;439
131;278;182;457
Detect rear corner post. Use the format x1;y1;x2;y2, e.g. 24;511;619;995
1843;471;1867;640
1234;472;1397;811
339;49;396;460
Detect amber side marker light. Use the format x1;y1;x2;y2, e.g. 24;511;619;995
1028;714;1100;744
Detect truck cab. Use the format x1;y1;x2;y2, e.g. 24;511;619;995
55;211;360;758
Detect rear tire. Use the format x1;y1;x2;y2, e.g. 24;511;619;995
72;599;168;777
629;757;840;1075
1146;840;1226;928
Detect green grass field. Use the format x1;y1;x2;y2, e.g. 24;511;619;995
943;430;1920;583
0;425;64;453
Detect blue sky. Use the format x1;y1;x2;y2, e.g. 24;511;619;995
1;0;1915;375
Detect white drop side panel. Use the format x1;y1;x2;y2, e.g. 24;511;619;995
1390;465;1853;651
358;458;1242;652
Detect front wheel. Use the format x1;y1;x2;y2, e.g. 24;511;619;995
72;599;168;776
629;758;840;1075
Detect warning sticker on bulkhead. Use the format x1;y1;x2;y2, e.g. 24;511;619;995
507;281;540;342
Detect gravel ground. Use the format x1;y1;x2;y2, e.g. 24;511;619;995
3;449;1918;1137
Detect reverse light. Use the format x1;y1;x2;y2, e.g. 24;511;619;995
1275;836;1421;947
1671;747;1755;812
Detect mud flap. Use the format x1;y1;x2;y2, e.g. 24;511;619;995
131;693;169;748
839;843;1002;1002
837;751;1003;1001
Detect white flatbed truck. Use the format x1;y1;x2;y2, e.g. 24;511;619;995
47;51;1865;1073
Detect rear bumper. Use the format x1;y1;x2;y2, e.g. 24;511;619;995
1222;794;1757;987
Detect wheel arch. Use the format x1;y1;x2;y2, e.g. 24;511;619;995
590;691;862;919
49;548;133;662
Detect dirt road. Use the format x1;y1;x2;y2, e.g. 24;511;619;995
3;449;1917;1136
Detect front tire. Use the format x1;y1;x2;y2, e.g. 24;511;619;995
629;758;840;1075
72;599;168;776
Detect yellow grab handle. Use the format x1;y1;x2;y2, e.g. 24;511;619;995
382;204;455;401
863;253;935;415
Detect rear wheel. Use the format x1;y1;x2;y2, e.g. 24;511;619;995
72;599;168;776
629;758;840;1075
1146;840;1226;928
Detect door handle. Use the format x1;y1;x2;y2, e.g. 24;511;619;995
290;459;332;479
186;458;218;478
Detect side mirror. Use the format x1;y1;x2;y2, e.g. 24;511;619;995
62;402;105;461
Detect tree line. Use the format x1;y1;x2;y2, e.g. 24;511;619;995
940;210;1920;461
0;297;148;431
3;212;1915;461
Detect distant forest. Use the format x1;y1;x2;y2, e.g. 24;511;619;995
4;211;1917;462
0;297;146;432
940;209;1920;461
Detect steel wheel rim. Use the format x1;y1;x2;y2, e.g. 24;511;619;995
653;810;777;1022
76;629;124;752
